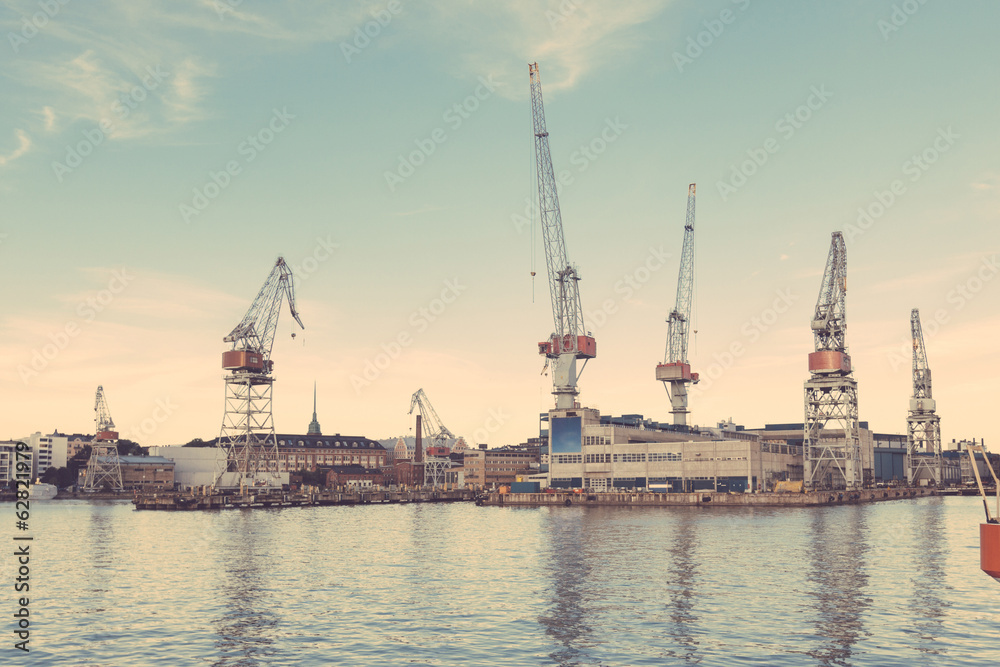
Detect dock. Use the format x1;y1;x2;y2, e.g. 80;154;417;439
134;488;474;510
477;487;940;508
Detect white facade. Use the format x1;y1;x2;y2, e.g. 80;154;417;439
149;446;227;489
550;438;802;492
0;441;31;484
18;432;68;479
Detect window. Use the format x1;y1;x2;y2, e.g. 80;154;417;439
554;454;582;464
648;452;682;462
613;453;646;463
585;453;610;464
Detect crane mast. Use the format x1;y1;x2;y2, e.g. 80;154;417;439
215;257;304;491
83;385;123;491
656;184;699;426
408;388;455;487
906;308;942;485
803;232;862;490
529;62;596;410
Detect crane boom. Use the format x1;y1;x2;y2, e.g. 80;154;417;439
94;385;117;438
810;232;847;354
223;257;304;370
666;184;697;364
907;308;942;485
529;62;595;410
408;388;455;448
911;308;931;399
656;184;699;426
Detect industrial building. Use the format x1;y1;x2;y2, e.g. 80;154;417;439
77;454;175;491
461;447;538;488
546;408;799;492
148;446;227;489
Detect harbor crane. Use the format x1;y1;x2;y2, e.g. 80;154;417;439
83;385;124;491
215;257;304;491
529;62;596;410
906;308;943;485
803;232;862;490
656;184;699;426
408;388;455;487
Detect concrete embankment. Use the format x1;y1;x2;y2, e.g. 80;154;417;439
134;488;473;510
478;487;937;508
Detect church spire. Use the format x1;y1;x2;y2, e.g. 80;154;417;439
307;381;322;435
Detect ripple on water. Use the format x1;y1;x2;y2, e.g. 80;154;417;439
21;497;1000;666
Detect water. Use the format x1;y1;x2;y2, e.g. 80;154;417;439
16;496;1000;666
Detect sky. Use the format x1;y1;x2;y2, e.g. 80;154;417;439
1;0;998;450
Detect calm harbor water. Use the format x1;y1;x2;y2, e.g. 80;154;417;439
17;496;1000;666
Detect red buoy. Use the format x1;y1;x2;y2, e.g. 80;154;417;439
982;523;1000;581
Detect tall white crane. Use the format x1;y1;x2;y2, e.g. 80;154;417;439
906;308;942;485
83;385;123;491
529;62;596;410
656;184;699;426
803;232;862;490
215;257;304;491
408;388;455;487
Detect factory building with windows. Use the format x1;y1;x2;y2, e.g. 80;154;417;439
546;412;970;491
546;409;804;492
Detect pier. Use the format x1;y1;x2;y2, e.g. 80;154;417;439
134;488;474;510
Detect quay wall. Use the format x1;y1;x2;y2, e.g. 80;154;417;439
479;487;937;508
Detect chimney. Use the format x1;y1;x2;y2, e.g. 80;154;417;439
415;414;423;463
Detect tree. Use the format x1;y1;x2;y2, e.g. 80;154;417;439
182;437;217;448
116;439;147;456
40;466;76;489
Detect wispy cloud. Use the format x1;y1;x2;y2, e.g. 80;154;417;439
867;251;994;294
417;0;674;95
0;130;32;166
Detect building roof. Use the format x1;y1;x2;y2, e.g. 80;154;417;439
325;464;382;474
277;434;384;450
91;455;174;464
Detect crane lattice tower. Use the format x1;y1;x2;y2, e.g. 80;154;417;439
215;257;304;492
83;385;124;491
803;232;863;490
906;308;942;485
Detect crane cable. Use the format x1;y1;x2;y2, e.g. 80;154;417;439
529;105;537;304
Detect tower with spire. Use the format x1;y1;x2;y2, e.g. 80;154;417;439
307;381;322;435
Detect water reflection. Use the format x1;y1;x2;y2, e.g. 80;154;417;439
212;511;280;667
909;498;952;660
85;503;117;611
664;511;700;663
538;509;594;666
806;505;871;666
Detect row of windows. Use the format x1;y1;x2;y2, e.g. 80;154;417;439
648;452;683;462
277;439;376;449
584;436;611;446
614;453;646;463
554;455;583;464
585;453;610;463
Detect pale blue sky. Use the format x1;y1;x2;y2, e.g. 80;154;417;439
1;0;998;448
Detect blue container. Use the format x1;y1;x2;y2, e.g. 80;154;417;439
511;481;541;493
